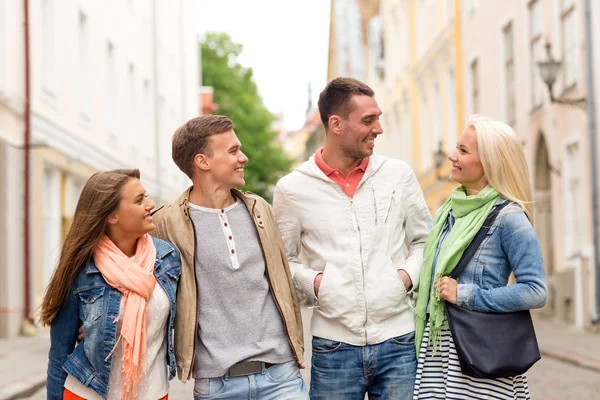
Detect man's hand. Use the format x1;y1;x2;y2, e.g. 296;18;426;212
397;269;413;292
77;325;84;342
436;276;458;304
314;273;323;297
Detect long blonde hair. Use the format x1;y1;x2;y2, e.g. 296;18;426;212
467;114;534;223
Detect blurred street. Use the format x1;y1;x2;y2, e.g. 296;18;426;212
3;306;599;400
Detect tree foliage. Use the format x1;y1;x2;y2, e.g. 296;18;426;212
201;32;292;201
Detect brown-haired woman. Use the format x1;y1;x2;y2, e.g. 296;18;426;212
40;169;181;400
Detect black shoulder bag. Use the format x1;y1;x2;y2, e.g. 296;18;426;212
445;203;541;379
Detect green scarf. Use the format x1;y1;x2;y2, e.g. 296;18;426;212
414;185;499;355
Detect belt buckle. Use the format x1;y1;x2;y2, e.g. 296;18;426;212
228;361;263;377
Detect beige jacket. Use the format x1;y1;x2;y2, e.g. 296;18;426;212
151;187;304;381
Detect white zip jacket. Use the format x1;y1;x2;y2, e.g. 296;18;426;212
273;153;432;346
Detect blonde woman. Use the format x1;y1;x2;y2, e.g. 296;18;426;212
412;115;547;399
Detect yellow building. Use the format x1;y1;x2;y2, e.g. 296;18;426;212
327;0;464;213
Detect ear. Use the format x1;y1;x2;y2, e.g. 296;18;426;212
194;153;210;171
329;115;343;136
106;212;119;225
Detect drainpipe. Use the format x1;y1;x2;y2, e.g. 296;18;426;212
23;0;32;324
152;0;162;203
583;0;600;324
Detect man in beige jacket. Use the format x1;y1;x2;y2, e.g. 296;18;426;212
151;115;306;399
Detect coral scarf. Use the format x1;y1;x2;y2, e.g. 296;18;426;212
94;234;157;400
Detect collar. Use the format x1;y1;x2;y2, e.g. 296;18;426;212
179;186;258;215
314;147;369;176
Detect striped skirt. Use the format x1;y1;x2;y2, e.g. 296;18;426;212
413;323;531;400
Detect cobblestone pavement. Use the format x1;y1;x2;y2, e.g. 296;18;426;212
527;356;600;400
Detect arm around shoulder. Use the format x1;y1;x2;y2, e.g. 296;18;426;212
273;183;320;298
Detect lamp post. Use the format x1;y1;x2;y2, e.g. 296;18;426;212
537;41;587;109
433;140;446;180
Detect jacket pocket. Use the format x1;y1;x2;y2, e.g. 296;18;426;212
364;255;408;324
317;262;361;329
77;286;105;322
372;186;405;227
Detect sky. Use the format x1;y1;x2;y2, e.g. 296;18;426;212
197;0;331;131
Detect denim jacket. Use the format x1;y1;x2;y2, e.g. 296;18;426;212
46;237;181;400
452;199;547;312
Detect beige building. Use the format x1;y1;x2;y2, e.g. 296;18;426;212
461;0;599;329
0;0;200;338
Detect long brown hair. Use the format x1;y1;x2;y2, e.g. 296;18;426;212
39;169;141;325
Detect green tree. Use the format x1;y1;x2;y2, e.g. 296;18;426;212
201;32;292;201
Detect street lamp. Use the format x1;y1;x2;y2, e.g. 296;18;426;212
433;140;446;180
537;41;587;109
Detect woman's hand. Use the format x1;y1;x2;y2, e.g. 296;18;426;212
437;277;458;304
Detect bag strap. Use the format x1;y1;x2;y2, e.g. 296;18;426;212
449;201;509;280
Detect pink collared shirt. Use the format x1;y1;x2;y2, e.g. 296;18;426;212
314;147;369;198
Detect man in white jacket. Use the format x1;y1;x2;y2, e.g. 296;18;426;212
273;77;432;399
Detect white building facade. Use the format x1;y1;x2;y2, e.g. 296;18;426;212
0;0;199;338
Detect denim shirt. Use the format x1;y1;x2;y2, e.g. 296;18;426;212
46;237;181;400
432;199;547;313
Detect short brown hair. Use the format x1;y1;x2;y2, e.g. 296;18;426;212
172;115;234;179
318;77;375;129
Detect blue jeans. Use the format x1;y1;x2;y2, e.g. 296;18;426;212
310;331;417;400
193;361;308;400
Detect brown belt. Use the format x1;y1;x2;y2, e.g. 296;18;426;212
228;361;274;377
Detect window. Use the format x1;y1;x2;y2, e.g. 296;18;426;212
393;101;402;158
428;0;437;41
447;69;457;142
78;12;90;119
470;59;479;114
417;0;426;57
0;1;5;93
402;92;413;165
445;0;455;25
143;80;154;158
469;0;479;14
420;95;431;172
529;0;544;109
106;42;117;137
565;140;583;256
42;167;61;285
504;22;516;124
399;3;410;71
433;82;442;151
127;64;137;149
41;0;56;96
561;0;577;88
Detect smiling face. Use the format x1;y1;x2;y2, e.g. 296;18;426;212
337;95;383;160
107;178;155;239
448;127;487;194
202;129;248;189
